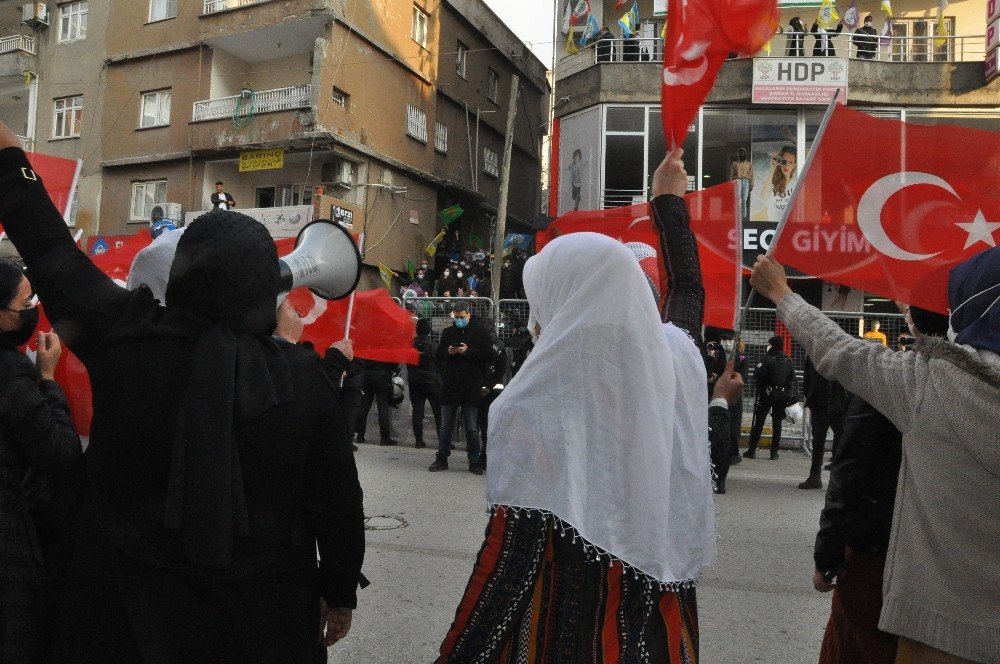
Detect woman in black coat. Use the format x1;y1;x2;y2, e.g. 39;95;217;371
0;122;365;664
0;260;81;663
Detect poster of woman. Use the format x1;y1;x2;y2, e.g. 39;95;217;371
749;125;798;223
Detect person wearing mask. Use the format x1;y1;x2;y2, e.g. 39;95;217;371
356;360;401;446
0;261;81;663
811;307;946;664
436;266;459;297
785;17;807;56
429;301;491;475
408;318;442;449
799;356;849;489
476;317;509;469
0;121;366;663
453;268;468;296
812;21;844;57
210;181;236;210
745;335;795;460
751;251;1000;664
852;15;879;59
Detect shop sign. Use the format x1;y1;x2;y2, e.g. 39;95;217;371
752;58;849;105
987;47;999;85
238;148;285;172
989;0;999;26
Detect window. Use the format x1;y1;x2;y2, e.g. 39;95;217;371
484;147;499;178
52;96;83;139
140;90;171;128
888;17;956;62
332;87;349;108
411;5;428;48
406;104;428;143
148;0;177;22
486;68;499;104
435;121;448;154
58;2;88;42
130;180;167;221
456;41;468;78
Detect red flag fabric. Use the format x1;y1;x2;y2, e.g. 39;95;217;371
662;0;778;146
89;233;153;282
0;152;81;235
770;105;1000;314
540;183;742;329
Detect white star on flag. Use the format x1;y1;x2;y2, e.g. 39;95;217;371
956;211;1000;250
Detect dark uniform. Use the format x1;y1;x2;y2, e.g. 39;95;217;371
746;338;795;459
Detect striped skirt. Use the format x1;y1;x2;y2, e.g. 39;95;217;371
438;508;699;664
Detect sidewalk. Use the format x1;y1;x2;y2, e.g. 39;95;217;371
328;442;833;663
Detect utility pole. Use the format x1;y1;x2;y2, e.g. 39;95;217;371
491;74;520;304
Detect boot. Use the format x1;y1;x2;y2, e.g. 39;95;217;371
743;446;757;459
798;474;822;490
769;443;779;460
715;479;727;494
414;440;426;449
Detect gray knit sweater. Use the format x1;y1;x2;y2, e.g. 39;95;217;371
778;294;1000;663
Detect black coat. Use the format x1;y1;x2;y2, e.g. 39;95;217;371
0;348;80;664
803;357;849;414
408;334;441;387
436;322;491;406
852;25;879;58
811;22;843;57
814;395;902;576
0;146;365;663
754;348;795;405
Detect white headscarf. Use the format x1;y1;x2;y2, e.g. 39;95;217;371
487;233;716;586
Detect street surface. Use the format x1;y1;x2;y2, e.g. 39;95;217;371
328;413;833;663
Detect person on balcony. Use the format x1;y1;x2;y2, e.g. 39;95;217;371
595;26;615;62
785;17;807;56
853;15;879;59
812;21;844;57
210;181;235;210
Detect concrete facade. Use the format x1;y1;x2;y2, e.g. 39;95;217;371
0;0;550;277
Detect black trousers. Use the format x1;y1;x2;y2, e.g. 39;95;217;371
809;408;845;476
477;389;501;460
748;397;786;452
729;398;743;459
340;386;364;442
356;373;392;442
409;381;441;444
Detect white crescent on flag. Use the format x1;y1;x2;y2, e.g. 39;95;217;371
857;172;953;261
663;40;710;86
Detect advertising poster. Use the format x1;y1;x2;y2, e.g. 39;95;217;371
557;107;602;215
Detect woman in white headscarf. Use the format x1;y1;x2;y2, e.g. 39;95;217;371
437;156;716;663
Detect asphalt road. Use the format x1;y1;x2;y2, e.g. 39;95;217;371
326;420;833;664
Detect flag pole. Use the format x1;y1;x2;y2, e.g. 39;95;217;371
736;88;841;335
339;232;365;388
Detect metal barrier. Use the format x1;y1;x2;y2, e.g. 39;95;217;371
399;297;496;345
496;299;531;341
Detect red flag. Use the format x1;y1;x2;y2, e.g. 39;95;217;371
0;152;82;236
770;105;1000;314
569;0;591;27
25;306;92;437
662;0;778;146
541;183;742;329
614;0;629;8
89;233;153;283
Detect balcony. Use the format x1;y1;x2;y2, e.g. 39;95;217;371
192;84;312;122
204;0;271;13
556;34;997;111
17;136;33;152
557;34;989;80
0;34;35;56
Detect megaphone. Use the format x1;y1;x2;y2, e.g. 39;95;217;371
279;219;361;300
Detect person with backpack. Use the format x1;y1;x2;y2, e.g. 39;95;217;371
745;335;795;459
408;318;442;449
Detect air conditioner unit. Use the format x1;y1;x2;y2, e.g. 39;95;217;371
21;3;48;27
322;161;353;189
161;202;183;221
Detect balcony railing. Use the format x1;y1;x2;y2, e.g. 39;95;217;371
203;0;272;14
0;34;36;56
557;34;989;79
17;136;33;152
192;84;311;122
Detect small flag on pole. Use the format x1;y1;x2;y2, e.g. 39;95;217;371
438;204;464;224
425;229;447;256
880;0;893;18
817;0;840;29
843;0;860;28
378;264;398;290
580;14;600;47
933;10;948;47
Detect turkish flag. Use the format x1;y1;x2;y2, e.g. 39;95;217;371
0;152;81;235
540;183;742;329
770;105;1000;314
89;233;153;282
275;240;419;365
662;0;778;146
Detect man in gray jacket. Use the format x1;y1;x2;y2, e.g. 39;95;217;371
750;250;999;663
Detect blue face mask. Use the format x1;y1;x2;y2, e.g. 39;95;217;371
455;317;469;329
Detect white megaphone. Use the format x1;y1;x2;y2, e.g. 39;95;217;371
279;219;361;300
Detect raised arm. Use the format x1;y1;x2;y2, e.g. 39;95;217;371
650;149;705;343
0;125;131;360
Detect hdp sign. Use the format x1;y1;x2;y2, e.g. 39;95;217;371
752;57;849;105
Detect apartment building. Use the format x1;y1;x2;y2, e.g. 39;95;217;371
0;0;550;276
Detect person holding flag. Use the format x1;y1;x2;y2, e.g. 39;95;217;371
750;250;1000;664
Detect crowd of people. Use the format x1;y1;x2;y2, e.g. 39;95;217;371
0;112;997;664
783;15;882;59
401;246;529;301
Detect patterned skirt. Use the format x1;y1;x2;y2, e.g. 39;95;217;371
437;507;699;664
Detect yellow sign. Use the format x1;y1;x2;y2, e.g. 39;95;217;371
239;148;284;172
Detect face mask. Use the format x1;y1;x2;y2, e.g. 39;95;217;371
455;317;469;329
443;271;450;277
721;339;734;352
947;283;1000;343
457;272;463;278
2;306;39;347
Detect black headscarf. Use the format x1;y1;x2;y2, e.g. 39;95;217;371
0;260;26;351
162;210;293;569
